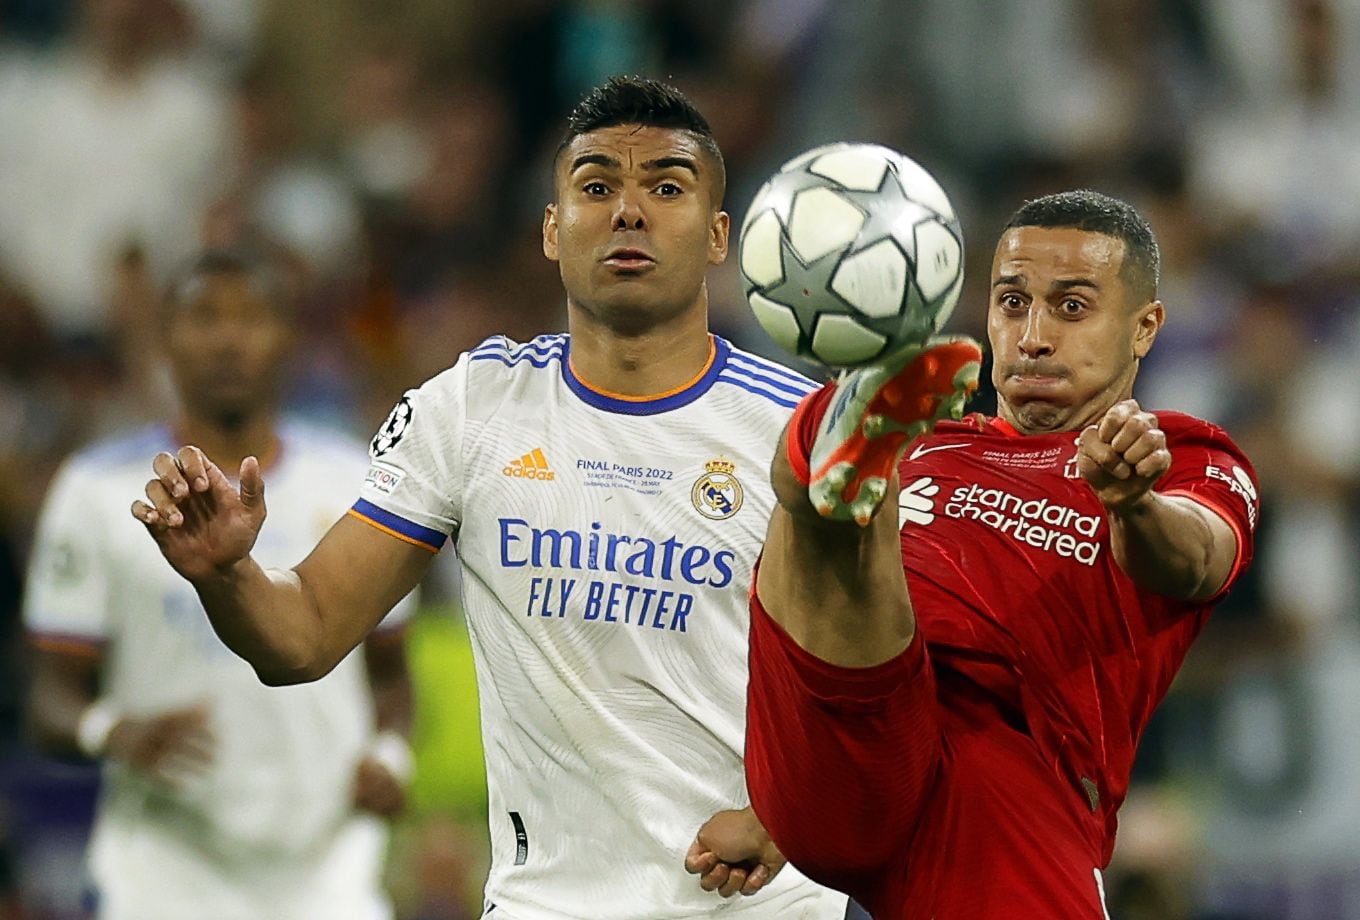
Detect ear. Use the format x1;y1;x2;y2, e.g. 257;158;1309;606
708;210;730;266
1132;300;1165;358
542;204;559;262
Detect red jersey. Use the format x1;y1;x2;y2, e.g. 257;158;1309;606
897;411;1257;860
744;407;1258;918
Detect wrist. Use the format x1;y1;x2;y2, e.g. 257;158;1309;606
1106;489;1158;518
365;729;414;785
75;700;122;759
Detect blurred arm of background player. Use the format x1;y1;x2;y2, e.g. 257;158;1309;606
353;632;414;818
131;448;434;686
28;646;213;785
29;629;415;819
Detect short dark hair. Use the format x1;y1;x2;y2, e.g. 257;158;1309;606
555;75;726;206
1003;190;1160;302
165;247;298;319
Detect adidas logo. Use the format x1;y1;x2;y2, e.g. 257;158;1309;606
503;448;556;481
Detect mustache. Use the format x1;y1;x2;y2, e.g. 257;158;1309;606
1002;360;1071;378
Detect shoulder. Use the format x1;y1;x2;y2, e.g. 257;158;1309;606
40;425;170;522
713;340;823;411
464;333;567;374
419;333;568;403
278;418;366;467
65;425;172;479
1153;410;1244;454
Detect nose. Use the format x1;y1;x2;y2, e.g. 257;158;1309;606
1017;305;1054;359
612;188;647;232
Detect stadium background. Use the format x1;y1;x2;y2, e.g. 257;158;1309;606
0;0;1357;917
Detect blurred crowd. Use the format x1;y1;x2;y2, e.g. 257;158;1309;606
0;0;1357;917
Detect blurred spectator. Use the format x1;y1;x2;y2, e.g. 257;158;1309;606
0;0;230;342
1190;0;1360;271
22;248;416;920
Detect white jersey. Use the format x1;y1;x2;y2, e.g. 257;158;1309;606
24;421;413;920
353;334;846;920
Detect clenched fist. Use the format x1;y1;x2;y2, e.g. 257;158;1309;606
1077;399;1171;513
684;807;786;898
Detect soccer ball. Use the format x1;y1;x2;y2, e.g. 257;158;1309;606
738;143;964;368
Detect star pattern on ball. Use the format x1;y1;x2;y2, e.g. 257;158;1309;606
762;240;853;336
839;172;940;261
753;167;844;229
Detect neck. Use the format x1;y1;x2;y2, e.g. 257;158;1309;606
174;411;280;472
566;303;713;398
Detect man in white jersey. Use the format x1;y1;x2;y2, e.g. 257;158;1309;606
128;77;848;919
26;249;415;920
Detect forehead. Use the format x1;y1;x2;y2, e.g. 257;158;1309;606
559;124;709;175
991;226;1126;282
175;271;278;318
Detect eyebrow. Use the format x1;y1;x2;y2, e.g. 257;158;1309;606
570;153;622;173
641;156;700;177
568;153;700;177
1052;277;1101;292
990;274;1101;292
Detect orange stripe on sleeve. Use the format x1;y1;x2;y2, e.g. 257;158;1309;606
347;509;441;553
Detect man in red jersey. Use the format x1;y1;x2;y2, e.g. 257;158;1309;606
735;190;1257;919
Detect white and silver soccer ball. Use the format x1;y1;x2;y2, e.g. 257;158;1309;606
738;142;964;368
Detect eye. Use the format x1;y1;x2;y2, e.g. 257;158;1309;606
997;292;1026;312
583;181;610;196
654;181;683;197
1057;298;1087;317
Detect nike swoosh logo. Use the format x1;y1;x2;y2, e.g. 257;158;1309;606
907;442;969;461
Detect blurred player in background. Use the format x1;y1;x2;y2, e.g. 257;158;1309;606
737;191;1259;918
25;248;415;920
128;77;847;919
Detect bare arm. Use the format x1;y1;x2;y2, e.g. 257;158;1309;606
28;647;213;782
364;631;413;738
132;446;436;685
351;629;416;818
27;646;101;758
1079;400;1238;601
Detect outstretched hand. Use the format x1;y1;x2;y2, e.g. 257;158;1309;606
684;807;787;898
130;446;267;582
1077;399;1172;512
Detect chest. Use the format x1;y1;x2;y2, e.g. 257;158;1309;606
897;435;1110;578
457;406;775;561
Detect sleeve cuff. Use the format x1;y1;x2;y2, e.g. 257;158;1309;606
349;499;447;553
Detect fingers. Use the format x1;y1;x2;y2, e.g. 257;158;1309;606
742;864;772;896
152;451;190;499
1086;405;1167;479
141;479;185;526
239;456;265;511
697;861;730;894
717;866;748;898
1079;425;1131;480
684;841;717;876
176;446;211;493
1096;399;1137;442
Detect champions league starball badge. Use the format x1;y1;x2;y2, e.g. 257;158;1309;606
371;396;413;458
691;458;744;520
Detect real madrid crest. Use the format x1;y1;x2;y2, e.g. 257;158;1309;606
692;458;744;520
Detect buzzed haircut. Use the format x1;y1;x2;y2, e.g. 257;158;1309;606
555;75;726;207
165;247;297;319
1003;190;1160;303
